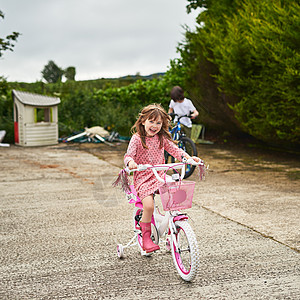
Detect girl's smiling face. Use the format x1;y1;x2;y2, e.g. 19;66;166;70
143;117;162;137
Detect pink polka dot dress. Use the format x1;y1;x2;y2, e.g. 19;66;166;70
124;133;186;200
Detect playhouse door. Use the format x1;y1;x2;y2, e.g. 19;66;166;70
14;104;19;143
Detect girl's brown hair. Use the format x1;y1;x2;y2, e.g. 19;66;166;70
131;103;173;149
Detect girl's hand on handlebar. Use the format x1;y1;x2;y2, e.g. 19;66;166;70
191;156;200;163
128;160;138;170
183;156;203;165
188;156;201;165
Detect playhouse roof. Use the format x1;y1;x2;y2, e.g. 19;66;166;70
12;90;61;107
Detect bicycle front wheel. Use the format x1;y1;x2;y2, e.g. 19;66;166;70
172;136;197;179
171;221;199;282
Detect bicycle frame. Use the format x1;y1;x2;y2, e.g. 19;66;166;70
120;162;197;251
169;113;193;140
169;118;183;141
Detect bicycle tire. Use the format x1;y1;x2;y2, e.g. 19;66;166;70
171;136;197;179
171;220;199;282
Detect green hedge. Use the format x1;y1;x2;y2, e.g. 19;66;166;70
0;74;175;142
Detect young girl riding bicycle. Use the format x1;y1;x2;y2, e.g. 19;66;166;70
124;103;200;253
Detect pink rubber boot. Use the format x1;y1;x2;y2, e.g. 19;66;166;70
140;222;160;253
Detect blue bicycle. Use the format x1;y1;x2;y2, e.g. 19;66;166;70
165;113;198;179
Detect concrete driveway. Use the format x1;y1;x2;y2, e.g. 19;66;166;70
0;144;299;299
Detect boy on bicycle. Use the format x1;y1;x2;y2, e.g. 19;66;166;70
168;86;199;138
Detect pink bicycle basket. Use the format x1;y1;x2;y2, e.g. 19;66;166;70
159;180;195;211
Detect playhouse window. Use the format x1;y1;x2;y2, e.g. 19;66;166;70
34;108;52;123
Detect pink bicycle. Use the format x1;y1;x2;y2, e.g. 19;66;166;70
116;158;205;281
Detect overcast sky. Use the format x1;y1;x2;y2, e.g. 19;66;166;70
0;0;202;83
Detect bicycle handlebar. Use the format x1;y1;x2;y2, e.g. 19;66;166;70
125;162;185;183
125;159;205;183
169;112;193;122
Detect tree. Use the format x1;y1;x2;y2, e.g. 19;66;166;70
178;0;300;146
0;76;14;142
0;10;20;57
64;66;76;81
176;1;242;132
41;60;64;83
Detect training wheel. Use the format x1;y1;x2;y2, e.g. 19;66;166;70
117;244;124;258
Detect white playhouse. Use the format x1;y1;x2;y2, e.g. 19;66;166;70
12;90;61;146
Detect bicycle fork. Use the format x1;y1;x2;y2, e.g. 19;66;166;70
154;209;185;254
169;218;180;252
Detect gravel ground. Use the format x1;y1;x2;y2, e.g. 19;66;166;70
0;143;299;299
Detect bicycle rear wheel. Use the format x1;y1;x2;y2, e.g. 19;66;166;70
171;136;197;179
171;220;199;281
